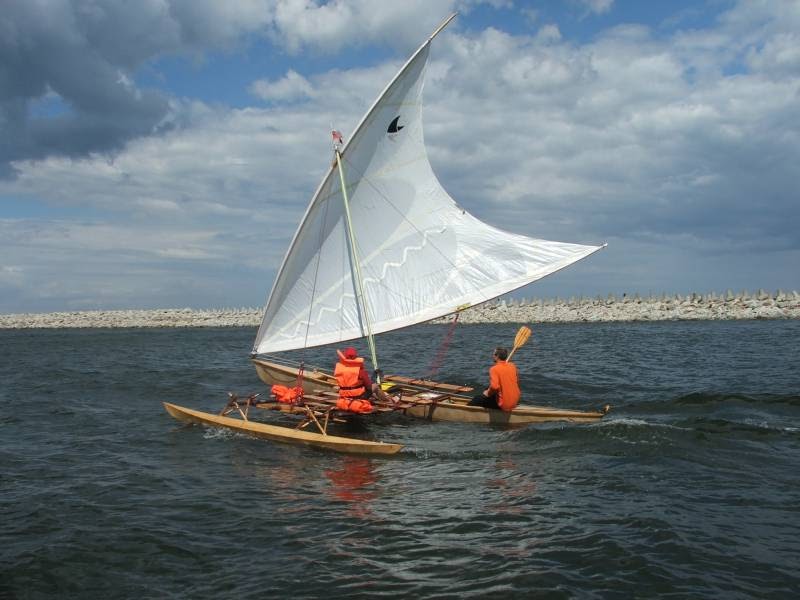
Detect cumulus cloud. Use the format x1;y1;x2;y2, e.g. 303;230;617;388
420;3;800;261
250;70;314;102
269;0;459;53
745;32;800;75
0;0;279;178
0;0;798;311
0;218;234;311
578;0;614;16
0;0;474;179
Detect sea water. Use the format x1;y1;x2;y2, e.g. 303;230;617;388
1;321;799;598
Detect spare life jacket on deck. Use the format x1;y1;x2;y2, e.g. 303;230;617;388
271;384;303;404
335;397;373;414
334;350;372;413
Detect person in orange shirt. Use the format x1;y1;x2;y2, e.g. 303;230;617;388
468;347;521;411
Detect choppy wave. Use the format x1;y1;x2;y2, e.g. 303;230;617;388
673;391;800;407
2;322;800;598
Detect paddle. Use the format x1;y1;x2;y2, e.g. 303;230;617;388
506;325;532;361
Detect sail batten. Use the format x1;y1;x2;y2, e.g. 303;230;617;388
253;15;605;356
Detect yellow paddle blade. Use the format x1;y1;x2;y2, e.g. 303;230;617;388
507;325;533;360
507;325;532;360
513;325;532;349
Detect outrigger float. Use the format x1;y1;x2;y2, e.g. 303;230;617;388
164;14;608;453
163;399;403;455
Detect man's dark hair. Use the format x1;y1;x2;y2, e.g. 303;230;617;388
494;347;508;360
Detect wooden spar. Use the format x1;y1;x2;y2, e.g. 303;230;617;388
428;13;458;42
220;392;260;420
335;149;379;374
256;390;608;425
383;375;473;393
163;402;403;455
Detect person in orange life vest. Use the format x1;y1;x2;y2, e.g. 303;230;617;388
334;348;397;410
468;347;521;411
334;347;373;413
337;347;373;398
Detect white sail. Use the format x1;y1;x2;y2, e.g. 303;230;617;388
253;16;604;355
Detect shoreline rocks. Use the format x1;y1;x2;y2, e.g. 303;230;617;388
0;307;260;329
0;290;798;329
442;289;800;324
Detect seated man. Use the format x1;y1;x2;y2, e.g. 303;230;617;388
468;347;520;411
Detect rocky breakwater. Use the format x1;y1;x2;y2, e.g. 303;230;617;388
0;307;263;329
0;291;798;329
449;290;800;324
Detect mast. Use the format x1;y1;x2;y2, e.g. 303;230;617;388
334;148;380;375
324;13;458;375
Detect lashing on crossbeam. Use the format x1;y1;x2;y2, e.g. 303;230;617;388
220;392;261;420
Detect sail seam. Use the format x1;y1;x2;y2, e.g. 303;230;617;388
269;221;450;342
339;151;475;302
269;243;604;348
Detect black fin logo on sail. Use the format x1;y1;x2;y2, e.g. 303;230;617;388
387;116;404;134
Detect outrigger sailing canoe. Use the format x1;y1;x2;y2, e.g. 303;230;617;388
165;14;608;452
251;357;609;425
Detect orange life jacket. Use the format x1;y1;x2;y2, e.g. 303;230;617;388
334;350;366;399
336;397;373;414
271;384;303;404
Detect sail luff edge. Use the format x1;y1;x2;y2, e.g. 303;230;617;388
253;15;458;355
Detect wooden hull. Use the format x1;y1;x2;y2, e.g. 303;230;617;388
252;358;335;395
403;402;607;424
163;402;403;455
251;359;608;424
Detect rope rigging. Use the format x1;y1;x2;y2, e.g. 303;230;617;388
425;313;460;381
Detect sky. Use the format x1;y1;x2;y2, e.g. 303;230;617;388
1;0;798;314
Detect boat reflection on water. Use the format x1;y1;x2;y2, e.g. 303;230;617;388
242;461;318;516
485;458;538;516
324;457;380;520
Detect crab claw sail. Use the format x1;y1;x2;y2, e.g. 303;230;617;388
253;14;604;355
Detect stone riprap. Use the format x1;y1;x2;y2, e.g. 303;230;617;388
443;290;800;324
0;308;260;329
0;291;798;329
